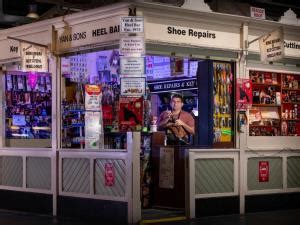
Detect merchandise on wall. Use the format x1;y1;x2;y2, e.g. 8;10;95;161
249;70;300;136
5;72;52;141
213;62;234;146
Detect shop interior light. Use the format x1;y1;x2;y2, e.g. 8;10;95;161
26;4;40;19
32;126;51;130
12;134;28;137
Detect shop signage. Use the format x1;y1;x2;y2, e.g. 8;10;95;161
105;163;115;186
120;37;145;55
145;22;240;50
85;111;102;149
249;36;300;58
236;78;252;110
120;77;145;96
259;161;269;182
250;6;266;20
85;85;102;111
259;27;284;62
0;39;20;61
159;147;174;189
21;42;48;72
56;18;120;52
120;57;145;75
120;16;144;33
119;97;143;132
147;78;197;93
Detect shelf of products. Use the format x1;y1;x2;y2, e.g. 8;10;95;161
249;70;300;136
5;73;52;140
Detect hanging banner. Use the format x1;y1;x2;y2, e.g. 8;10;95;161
120;57;145;75
120;77;145;96
120;16;144;33
85;85;102;111
21;42;48;72
259;161;269;182
159;147;174;189
259;27;284;62
85;111;102;149
105;163;115;186
236;78;252;110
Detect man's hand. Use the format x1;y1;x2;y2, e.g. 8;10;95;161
174;119;185;127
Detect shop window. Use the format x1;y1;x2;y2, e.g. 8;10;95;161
61;50;200;149
61;50;123;149
5;71;52;147
213;62;234;147
249;70;300;136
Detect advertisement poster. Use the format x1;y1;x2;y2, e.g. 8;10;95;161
85;85;102;111
120;77;145;96
159;147;174;189
259;161;269;182
21;42;48;73
105;163;115;186
236;78;252;110
259;27;284;62
85;111;103;149
119;97;143;131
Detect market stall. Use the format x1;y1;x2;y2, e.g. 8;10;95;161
0;18;58;215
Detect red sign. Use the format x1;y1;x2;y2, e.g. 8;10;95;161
259;161;269;182
236;78;252;110
119;97;143;131
105;163;115;186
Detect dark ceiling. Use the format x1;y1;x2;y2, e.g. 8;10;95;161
0;0;299;29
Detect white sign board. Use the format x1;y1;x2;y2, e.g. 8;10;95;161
145;22;240;50
259;27;284;62
0;39;20;61
248;35;300;58
120;16;144;33
56;17;120;52
120;57;145;75
120;77;145;96
120;37;145;55
250;7;266;20
159;147;174;189
21;42;48;72
85;111;103;149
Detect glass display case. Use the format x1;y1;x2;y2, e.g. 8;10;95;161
4;72;52;147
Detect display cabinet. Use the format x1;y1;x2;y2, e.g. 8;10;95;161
4;72;52;147
249;70;300;136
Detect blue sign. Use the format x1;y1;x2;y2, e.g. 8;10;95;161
148;78;197;93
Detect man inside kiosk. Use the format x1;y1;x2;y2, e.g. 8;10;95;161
158;94;195;145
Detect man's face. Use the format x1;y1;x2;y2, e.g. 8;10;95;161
170;97;183;111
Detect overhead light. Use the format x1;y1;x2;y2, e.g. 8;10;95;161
26;4;39;19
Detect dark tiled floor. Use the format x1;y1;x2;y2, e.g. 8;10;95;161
0;209;299;225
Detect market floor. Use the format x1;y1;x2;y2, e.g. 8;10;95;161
0;209;299;225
